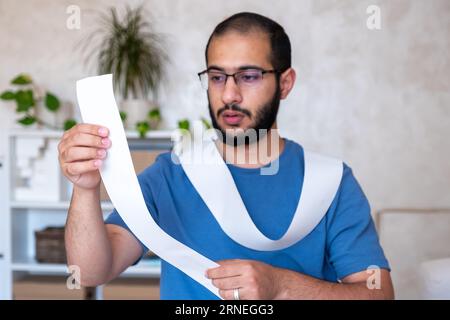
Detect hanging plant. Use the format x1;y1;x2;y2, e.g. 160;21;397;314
0;73;77;130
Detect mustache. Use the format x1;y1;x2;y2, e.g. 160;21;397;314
217;104;252;119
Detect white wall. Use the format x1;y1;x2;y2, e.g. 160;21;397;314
1;0;449;213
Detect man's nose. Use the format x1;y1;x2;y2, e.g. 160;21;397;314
221;76;243;106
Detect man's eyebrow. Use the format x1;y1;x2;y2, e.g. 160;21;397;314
237;65;264;71
206;65;264;72
207;65;225;72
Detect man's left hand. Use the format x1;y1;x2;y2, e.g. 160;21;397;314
206;259;283;300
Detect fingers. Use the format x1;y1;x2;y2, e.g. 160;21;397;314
62;146;107;163
207;266;241;279
60;124;110;151
206;260;243;279
206;260;263;300
68;132;111;149
64;123;109;138
65;159;103;176
208;260;275;300
58;124;111;181
207;261;246;299
59;124;111;163
212;275;242;290
218;288;245;300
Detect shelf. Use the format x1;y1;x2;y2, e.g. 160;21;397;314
8;128;175;139
9;129;175;153
10;201;114;212
125;130;174;139
12;256;161;278
124;258;162;277
3;129;171;299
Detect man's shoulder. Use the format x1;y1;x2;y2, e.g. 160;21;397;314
282;138;304;161
284;137;302;151
285;138;356;192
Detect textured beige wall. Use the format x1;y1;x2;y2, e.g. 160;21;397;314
1;0;449;214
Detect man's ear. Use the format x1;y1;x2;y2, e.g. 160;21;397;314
279;68;296;100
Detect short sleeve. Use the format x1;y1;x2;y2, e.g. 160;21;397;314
104;156;164;264
326;164;390;280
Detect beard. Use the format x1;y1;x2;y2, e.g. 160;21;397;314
208;83;281;146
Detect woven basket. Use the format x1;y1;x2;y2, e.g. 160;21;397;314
35;226;66;264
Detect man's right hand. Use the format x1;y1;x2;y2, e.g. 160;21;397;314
58;124;111;190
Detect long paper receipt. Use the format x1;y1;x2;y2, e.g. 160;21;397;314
76;74;220;298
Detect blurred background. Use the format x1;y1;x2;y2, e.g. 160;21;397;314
0;0;449;300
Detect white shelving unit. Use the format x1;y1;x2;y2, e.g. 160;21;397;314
11;255;161;277
0;128;173;300
10;200;115;211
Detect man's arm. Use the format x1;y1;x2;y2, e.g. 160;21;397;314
65;187;142;287
60;124;142;287
274;265;394;299
206;259;394;300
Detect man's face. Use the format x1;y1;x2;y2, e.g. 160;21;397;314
206;31;280;145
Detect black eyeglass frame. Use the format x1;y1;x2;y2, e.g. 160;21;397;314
197;67;280;87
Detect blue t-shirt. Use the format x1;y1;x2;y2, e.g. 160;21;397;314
105;139;390;299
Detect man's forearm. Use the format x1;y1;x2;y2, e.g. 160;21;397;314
65;186;113;286
274;267;391;300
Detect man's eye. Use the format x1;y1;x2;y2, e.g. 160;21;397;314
209;74;225;82
240;73;260;82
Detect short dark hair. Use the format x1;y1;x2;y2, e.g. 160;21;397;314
205;12;292;72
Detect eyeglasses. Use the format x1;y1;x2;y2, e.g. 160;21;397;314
197;68;278;91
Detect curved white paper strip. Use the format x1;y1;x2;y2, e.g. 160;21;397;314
76;74;220;298
179;135;343;251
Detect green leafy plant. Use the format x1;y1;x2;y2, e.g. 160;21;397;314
63;119;77;131
84;6;168;100
135;107;162;138
136;121;150;138
0;73;77;130
148;108;161;127
177;118;190;131
177;118;212;132
119;111;127;122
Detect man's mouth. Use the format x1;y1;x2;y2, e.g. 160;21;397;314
222;110;245;125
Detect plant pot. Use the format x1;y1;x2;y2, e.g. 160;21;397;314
120;99;152;130
148;117;161;130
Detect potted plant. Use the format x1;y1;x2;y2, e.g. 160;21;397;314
136;107;162;138
83;5;168;131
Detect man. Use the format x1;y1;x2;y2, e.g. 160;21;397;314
59;12;394;299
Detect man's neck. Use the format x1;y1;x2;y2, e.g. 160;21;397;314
217;125;285;169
